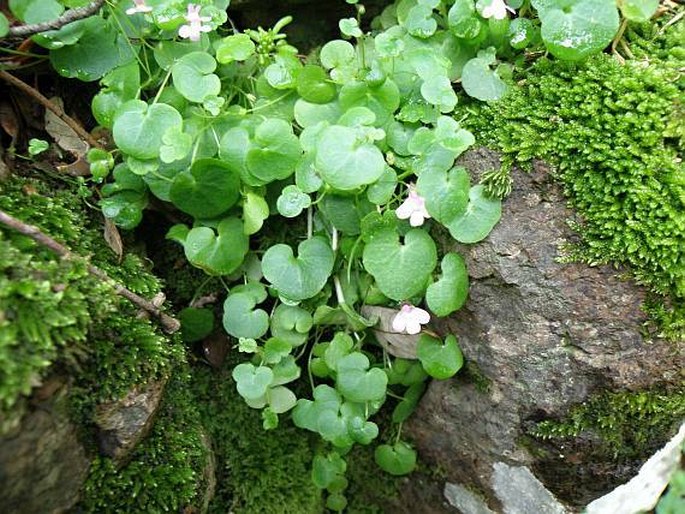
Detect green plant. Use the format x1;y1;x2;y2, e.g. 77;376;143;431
5;0;659;507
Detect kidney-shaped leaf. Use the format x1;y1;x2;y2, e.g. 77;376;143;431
171;51;221;103
446;185;501;243
232;363;274;401
246;118;302;183
426;253;469;317
374;442;417;476
183;217;249;276
315;125;385;191
113;100;182;160
417;334;464;379
223;290;269;339
170;159;240;218
336;352;388;403
417;165;470;225
362;227;437;301
262;236;335;301
533;0;619;61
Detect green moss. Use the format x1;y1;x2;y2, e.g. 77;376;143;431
462;361;492;394
190;360;323;514
461;17;685;338
531;386;685;461
78;368;209;513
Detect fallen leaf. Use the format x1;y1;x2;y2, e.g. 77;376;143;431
45;97;88;156
56;155;91;176
361;305;421;359
104;217;123;261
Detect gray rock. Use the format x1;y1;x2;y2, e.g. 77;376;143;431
491;463;569;514
586;422;685;514
0;380;89;514
405;148;684;509
444;482;495;514
95;377;168;464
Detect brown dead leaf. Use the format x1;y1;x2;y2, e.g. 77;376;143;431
56;155;91;176
361;305;420;359
45;97;88;157
104;217;124;261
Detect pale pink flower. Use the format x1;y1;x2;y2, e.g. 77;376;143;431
396;184;431;227
178;4;212;42
126;0;153;15
482;0;515;20
392;304;430;335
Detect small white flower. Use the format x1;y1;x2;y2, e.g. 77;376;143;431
481;0;515;20
178;4;212;42
396;184;431;227
126;0;153;15
392;304;430;335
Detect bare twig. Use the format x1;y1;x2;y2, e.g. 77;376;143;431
0;69;102;150
6;1;106;38
0;209;181;334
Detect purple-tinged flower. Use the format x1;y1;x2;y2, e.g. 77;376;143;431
481;0;515;20
178;4;212;42
392;304;430;335
126;0;153;15
396;184;431;227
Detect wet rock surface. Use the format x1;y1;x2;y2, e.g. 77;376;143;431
0;380;89;514
94;377;168;464
405;148;684;510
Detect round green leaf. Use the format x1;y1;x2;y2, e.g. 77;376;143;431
421;74;458;113
347;416;379;445
243;191;270;235
339;18;363;38
246;118;302;183
271;305;313;347
315;125;385;190
416;166;470;224
312;453;347;489
462;52;507;102
294;99;342;128
339;79;400;126
10;0;63;24
232;363;274;401
216;33;256;63
362;227;437;301
417;334;464;379
336;353;388;403
324;333;354;372
223;291;269;339
320;40;356;70
262;236;335;301
446;185;502;243
448;0;481;39
171;52;221;103
276;185;311;218
367;166;398;205
426;253;469;317
184;217;249;276
374;442;417;476
263;337;293;364
297;65;337;104
618;0;659;22
0;13;9;38
50;17;134;81
533;0;619;61
179;307;214;343
268;386;297;414
113;100;182;161
170;159;240;218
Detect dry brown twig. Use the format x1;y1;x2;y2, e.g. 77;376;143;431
0;209;181;334
5;1;107;38
0;70;102;149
